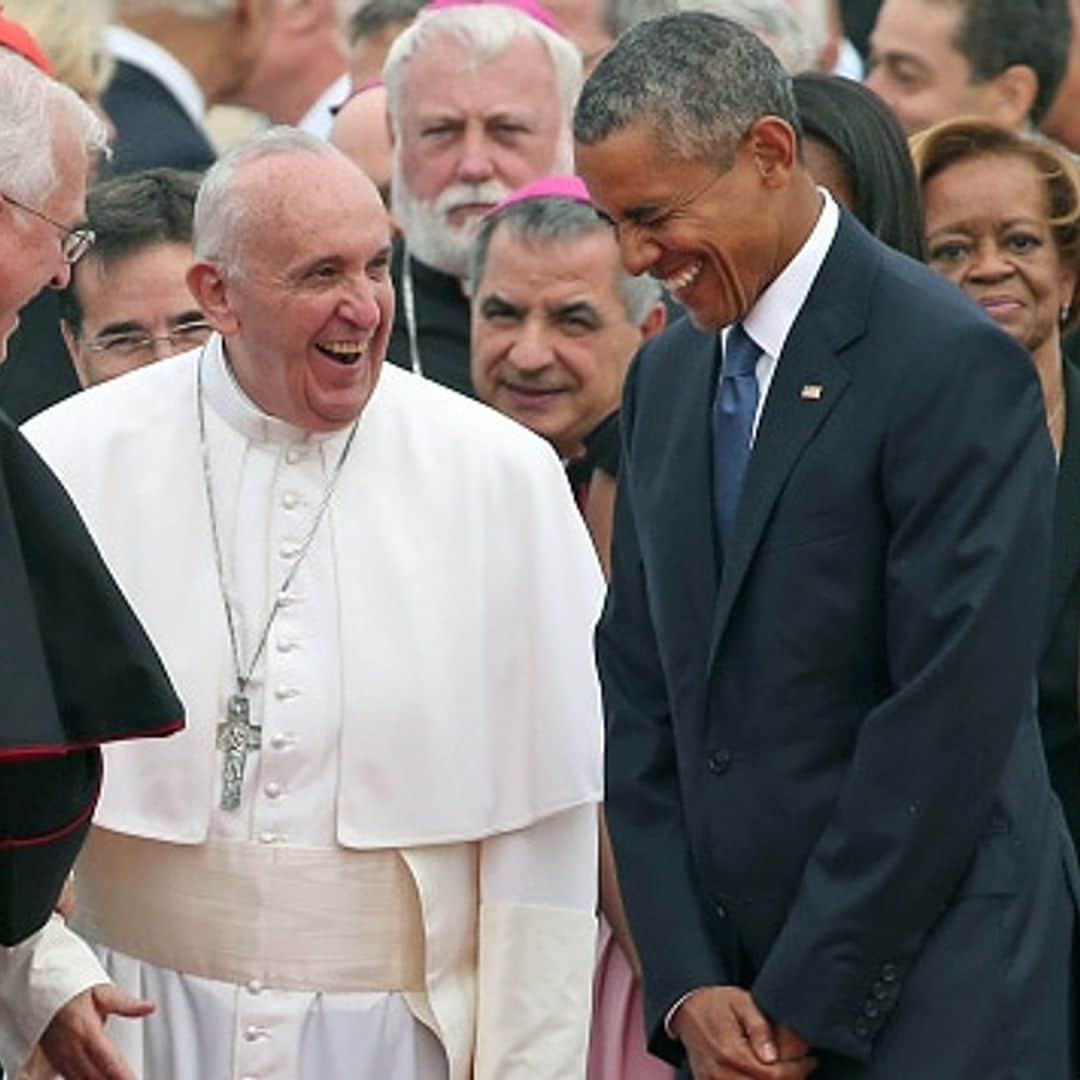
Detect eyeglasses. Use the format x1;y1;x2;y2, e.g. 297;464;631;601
83;321;214;359
1;192;95;264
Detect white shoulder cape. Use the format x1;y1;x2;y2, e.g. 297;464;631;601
24;347;604;847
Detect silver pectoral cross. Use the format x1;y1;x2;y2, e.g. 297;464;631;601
216;692;261;811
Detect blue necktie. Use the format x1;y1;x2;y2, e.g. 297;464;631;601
712;323;761;551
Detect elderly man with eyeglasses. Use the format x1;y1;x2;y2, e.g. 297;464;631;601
59;168;212;388
0;43;183;1080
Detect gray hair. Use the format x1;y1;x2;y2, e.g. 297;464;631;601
347;0;426;45
384;5;583;135
574;11;799;167
602;0;674;39
193;126;348;272
470;197;662;323
115;0;237;16
691;0;815;73
0;50;108;205
602;0;815;72
785;0;829;67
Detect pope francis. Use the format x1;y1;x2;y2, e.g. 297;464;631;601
10;127;604;1080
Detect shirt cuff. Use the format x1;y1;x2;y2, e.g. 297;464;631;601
0;914;109;1070
665;986;707;1039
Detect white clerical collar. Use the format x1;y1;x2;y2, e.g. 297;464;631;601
298;73;351;140
742;187;839;361
106;25;207;131
201;334;349;449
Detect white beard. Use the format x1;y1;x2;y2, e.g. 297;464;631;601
392;174;512;280
390;128;575;280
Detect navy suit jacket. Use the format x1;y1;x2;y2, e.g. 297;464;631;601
102;60;216;176
1040;350;1080;849
599;210;1079;1076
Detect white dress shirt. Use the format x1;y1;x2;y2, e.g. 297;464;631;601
729;187;840;444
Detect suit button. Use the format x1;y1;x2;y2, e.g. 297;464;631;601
708;750;732;774
881;962;898;983
872;981;890;1000
863;1001;880;1019
854;1017;870;1038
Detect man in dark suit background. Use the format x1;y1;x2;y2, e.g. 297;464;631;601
575;13;1079;1078
102;0;275;176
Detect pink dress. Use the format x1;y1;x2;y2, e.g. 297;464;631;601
588;917;676;1080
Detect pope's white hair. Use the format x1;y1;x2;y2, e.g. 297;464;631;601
383;4;583;135
193;125;352;274
0;50;108;206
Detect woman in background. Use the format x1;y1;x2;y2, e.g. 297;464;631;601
912;118;1080;850
793;71;924;259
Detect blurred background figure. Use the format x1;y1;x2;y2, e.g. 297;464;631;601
793;71;924;257
541;0;613;71
912;117;1080;851
3;0;115;136
330;81;394;205
700;0;817;73
227;0;351;139
788;0;861;75
865;0;1071;135
601;0;860;75
345;0;426;86
59;168;208;388
469;176;667;1079
383;1;582;396
103;0;275;175
1043;0;1080;152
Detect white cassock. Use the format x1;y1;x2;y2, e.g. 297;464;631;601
3;338;604;1080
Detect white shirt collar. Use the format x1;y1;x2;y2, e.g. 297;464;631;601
201;334;350;449
297;73;351;140
742;188;839;361
106;25;207;130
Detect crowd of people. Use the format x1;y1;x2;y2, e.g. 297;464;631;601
0;0;1079;1077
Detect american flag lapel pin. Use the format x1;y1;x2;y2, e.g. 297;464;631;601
800;383;824;401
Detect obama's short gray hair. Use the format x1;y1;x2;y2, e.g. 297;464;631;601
575;11;798;168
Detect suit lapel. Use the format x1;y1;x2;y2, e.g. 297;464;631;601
1044;354;1080;645
663;324;723;617
706;212;874;672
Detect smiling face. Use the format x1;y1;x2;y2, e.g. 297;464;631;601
923;153;1076;367
189;151;394;432
392;33;569;277
576;118;797;332
471;224;653;456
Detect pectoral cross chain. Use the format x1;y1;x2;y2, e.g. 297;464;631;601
216;692;261;811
